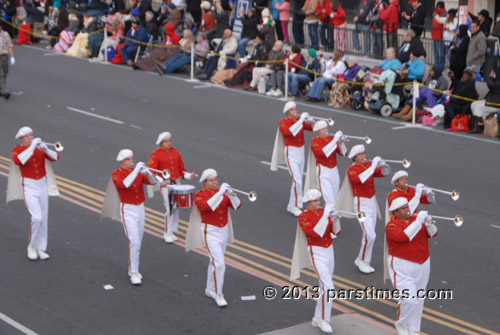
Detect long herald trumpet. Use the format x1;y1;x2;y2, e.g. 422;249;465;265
227;188;257;202
133;164;171;179
43;141;64;152
330;134;372;144
428;214;463;227
371;158;411;168
329;209;366;222
408;184;460;201
302;114;335;126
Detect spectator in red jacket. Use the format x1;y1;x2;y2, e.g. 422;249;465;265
379;0;400;50
330;0;346;51
316;0;333;51
432;2;446;70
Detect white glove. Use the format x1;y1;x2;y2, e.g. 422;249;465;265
372;156;382;167
10;57;15;66
416;210;428;223
333;130;343;142
324;203;335;215
239;57;247;63
291;67;296;73
134;162;145;173
300;112;309;120
220;182;231;193
424;215;433;227
39;142;48;151
423;186;432;195
415;183;425;197
140;166;150;175
30;138;42;149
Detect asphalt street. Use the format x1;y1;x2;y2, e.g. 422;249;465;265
0;45;499;335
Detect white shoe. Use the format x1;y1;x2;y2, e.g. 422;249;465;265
354;258;373;274
312;318;333;333
27;246;38;260
395;323;410;335
366;263;375;273
273;88;283;97
266;89;276;96
163;233;174;244
37;249;50;260
214;294;228;307
128;271;143;279
205;288;217;299
130;273;142;285
171;233;178;241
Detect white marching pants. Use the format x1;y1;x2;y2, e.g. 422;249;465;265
120;203;145;274
309;245;335;322
284;145;305;209
354;196;377;264
160;186;179;234
22;177;49;252
202;223;228;295
388;256;430;333
316;165;340;206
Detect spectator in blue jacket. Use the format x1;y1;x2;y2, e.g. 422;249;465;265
121;18;149;66
376;47;403;71
399;52;425;81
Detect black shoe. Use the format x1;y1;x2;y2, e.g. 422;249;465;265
1;93;10;100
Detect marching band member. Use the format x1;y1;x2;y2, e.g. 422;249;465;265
383;170;435;282
8;127;60;260
336;144;390;274
290;189;341;334
148;132;195;244
271;101;313;216
304;120;347;206
102;149;158;285
185;169;241;307
386;198;438;335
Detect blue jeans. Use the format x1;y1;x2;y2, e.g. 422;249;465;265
433;40;445;67
307;22;319;48
288;73;310;95
164;53;190;74
372;28;383;58
293;14;305;45
120;44;138;64
319;21;333;51
237;37;249;57
308;76;333;99
353;23;361;51
358;24;371;55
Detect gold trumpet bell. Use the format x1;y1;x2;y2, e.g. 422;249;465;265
451;190;460;201
54;141;64;152
365;136;372;144
357;212;366;222
248;191;257;202
327;117;335;126
402;158;411;168
454;216;463;227
162;169;171;179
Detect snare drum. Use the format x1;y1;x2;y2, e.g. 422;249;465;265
171;185;196;208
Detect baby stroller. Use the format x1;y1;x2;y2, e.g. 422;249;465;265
367;70;409;117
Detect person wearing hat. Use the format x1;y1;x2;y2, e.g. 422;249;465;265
0;22;15;100
442;66;478;129
388;171;433;209
10;127;60;260
304;121;346;206
287;48;321;98
110;149;158;285
336;144;389;274
147;132;195;243
476;9;492;36
434;8;458;63
402;0;425;37
386;197;438;335
270;101;313;216
199;1;215;32
291;189;340;333
259;7;276;47
185;169;241;307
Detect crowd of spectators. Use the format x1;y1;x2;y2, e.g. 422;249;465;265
1;0;500;138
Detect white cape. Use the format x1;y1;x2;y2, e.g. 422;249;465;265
185;204;235;252
290;221;311;281
101;177;121;222
335;173;382;219
303;149;319;195
146;183;161;199
270;127;285;171
6;160;59;205
383;199;391;283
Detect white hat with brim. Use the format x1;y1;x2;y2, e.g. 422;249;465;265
348;144;365;159
391;170;408;184
199;168;217;183
388;197;408;211
283;101;296;113
15;126;33;139
313;120;327;132
156;132;171;146
201;1;211;10
116;149;133;161
303;189;322;203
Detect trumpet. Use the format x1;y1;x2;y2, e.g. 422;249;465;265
372;158;411;168
330;209;366;222
304;115;335;126
43;141;64;152
428;214;463;227
334;134;372;144
408;185;459;201
133;164;171;179
227;188;257;202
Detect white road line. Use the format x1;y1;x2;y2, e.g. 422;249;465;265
43;53;65;56
66;107;125;124
193;85;213;89
131;125;142;129
491;225;500;229
0;312;39;335
260;160;306;175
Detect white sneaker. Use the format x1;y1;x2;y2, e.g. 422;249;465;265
163;233;174;244
273;88;283;97
266;89;276;96
366;263;375;273
205;288;217;299
354;258;372;274
130;273;142;285
312;318;333;333
395;323;410;335
37;249;50;260
214;294;228;307
171;233;178;241
27;246;38;260
128;271;143;279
